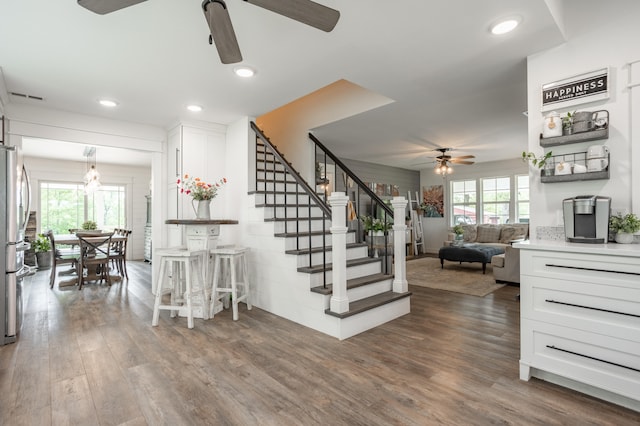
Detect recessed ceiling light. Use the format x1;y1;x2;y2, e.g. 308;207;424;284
490;17;521;35
98;99;118;107
234;66;256;78
187;105;203;112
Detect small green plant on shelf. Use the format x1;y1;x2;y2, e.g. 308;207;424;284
81;220;98;230
452;224;464;235
609;212;640;234
562;111;575;134
522;151;553;169
33;233;51;253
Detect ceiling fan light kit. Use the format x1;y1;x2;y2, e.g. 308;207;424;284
78;0;339;65
432;148;475;177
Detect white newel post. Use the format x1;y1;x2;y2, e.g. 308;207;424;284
391;197;408;293
328;192;349;314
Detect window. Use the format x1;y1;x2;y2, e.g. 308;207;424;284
40;182;126;234
451;180;477;225
516;174;530;223
481;177;510;224
450;174;529;225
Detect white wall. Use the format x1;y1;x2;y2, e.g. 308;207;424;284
24;156;151;260
526;0;640;233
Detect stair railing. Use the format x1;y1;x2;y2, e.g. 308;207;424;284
251;122;332;287
309;132;394;274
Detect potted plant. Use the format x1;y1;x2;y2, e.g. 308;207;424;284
33;233;52;269
452;224;464;246
81;220;98;230
522;151;553;176
609;212;640;244
360;215;392;236
562;111;575;135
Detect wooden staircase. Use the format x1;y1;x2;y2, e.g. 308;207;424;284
246;133;410;340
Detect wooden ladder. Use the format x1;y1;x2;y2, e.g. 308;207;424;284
407;191;424;256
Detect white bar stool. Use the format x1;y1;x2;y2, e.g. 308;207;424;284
209;246;251;321
152;248;208;329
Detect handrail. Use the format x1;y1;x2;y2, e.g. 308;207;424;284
252;122;331;218
309;132;394;275
309;132;393;218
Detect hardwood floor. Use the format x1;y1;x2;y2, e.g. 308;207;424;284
1;261;638;425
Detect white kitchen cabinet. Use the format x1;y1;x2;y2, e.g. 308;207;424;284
516;240;640;411
166;122;227;246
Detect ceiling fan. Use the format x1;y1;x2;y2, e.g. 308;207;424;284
432;148;475;176
77;0;340;64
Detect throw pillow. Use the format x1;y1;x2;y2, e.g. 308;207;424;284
499;226;517;243
461;225;477;242
476;224;501;243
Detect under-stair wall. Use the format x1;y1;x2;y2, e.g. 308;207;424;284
240;123;411;340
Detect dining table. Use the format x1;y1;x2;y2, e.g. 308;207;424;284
54;233;127;288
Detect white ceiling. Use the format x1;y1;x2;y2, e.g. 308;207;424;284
1;0;571;170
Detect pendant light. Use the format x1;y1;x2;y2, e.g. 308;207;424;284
83;146;101;193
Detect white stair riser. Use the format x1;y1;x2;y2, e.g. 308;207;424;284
307;261;383;286
256;170;297;181
263;206;326;219
257;181;301;193
255;193;313;205
282;232;356;250
295;245;369;268
274;218;331;233
346;279;393;303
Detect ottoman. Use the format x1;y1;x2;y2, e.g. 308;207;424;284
438;244;505;274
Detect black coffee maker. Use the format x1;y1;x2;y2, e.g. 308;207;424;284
563;195;611;243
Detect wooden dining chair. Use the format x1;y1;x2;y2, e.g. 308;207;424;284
110;229;132;279
46;230;80;289
76;232;114;290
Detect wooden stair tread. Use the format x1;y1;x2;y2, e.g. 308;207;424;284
310;272;391;295
298;257;380;274
324;291;412;319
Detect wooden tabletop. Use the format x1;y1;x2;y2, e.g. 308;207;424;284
165;219;239;225
54;234;127;245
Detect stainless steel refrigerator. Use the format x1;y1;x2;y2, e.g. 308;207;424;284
1;144;32;346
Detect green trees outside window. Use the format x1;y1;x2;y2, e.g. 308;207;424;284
40;182;126;234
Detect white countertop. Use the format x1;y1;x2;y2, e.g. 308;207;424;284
514;239;640;257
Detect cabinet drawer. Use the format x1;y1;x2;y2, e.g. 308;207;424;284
521;276;640;340
521;320;640;401
520;250;640;286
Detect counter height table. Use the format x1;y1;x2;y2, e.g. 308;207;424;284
164;219;239;318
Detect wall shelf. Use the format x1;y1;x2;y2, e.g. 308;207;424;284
541;169;609;183
539;127;608;147
540;151;610;183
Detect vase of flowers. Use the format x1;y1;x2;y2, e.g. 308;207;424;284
177;174;227;219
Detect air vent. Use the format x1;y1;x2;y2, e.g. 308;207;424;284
10;92;44;101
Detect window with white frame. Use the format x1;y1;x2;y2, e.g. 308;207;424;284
450;180;477;225
481;177;510;224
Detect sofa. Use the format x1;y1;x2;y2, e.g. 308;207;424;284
445;223;529;249
444;223;528;284
491;245;521;284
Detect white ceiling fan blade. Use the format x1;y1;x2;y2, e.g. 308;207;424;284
203;0;243;64
245;0;340;32
77;0;148;15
